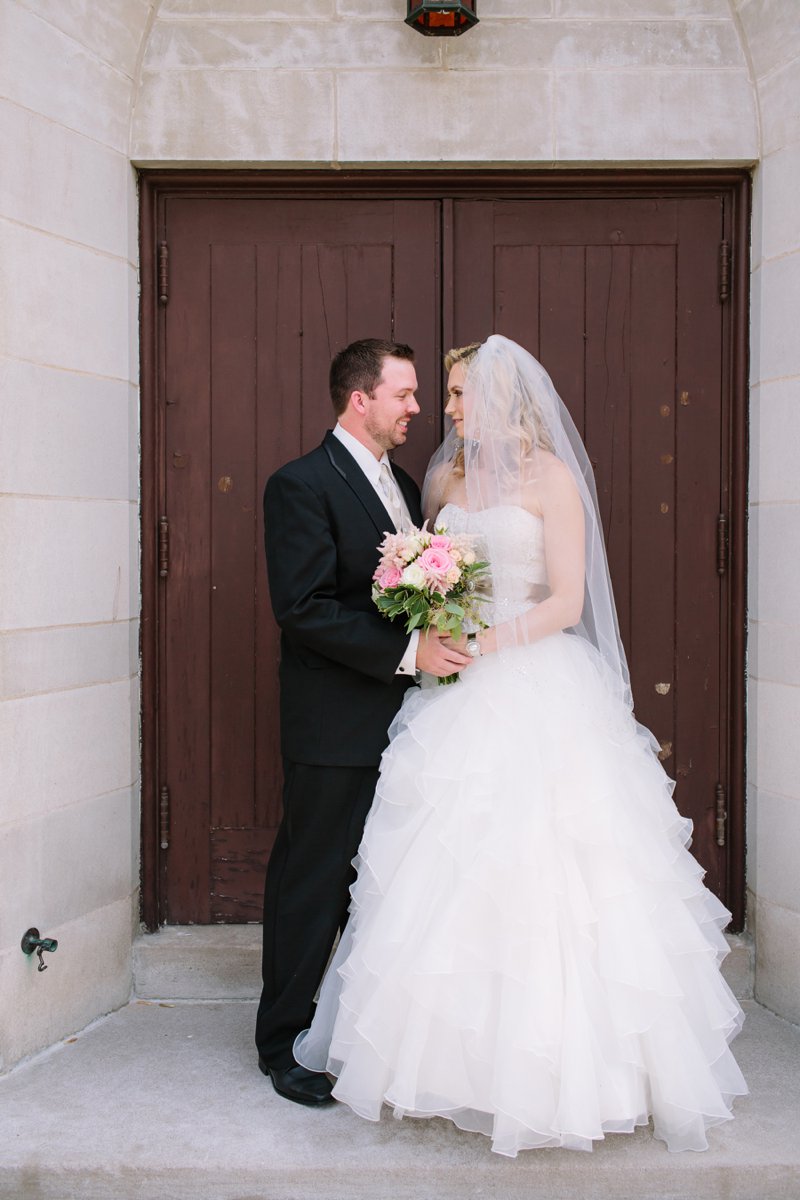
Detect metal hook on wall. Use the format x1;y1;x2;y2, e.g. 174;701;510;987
21;928;58;972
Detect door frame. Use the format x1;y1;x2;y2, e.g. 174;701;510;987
139;168;750;931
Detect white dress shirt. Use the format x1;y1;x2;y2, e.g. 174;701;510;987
332;423;419;676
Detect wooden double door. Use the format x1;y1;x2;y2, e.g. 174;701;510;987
142;176;746;928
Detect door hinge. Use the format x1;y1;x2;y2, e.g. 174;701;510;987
160;785;170;851
716;513;728;576
718;240;731;304
159;516;169;578
715;782;727;847
158;241;169;305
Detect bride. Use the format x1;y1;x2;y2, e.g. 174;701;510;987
295;335;747;1156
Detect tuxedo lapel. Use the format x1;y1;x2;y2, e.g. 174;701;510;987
322;431;396;536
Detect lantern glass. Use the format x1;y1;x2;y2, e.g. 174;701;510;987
405;0;479;37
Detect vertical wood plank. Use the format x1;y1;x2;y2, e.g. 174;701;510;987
209;244;257;832
344;243;392;344
301;244;348;451
584;245;632;656
163;214;213;924
393;201;442;484
628;244;677;754
255;244;302;836
494;244;540;357
452;201;495;346
539;244;586;433
675;196;725;897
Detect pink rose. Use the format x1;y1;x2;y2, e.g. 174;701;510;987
429;534;452;550
418;546;455;581
378;565;402;589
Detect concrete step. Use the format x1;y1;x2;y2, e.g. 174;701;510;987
133;925;756;1001
1;998;798;1200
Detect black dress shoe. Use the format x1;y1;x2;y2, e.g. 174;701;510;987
258;1057;335;1107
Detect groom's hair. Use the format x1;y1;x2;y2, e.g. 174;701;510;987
330;339;415;416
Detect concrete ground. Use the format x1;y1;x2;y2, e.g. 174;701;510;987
2;997;799;1200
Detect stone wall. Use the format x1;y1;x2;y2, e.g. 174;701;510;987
131;0;758;164
739;0;800;1023
0;0;154;1069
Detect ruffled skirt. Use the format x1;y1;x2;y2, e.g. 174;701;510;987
295;631;747;1156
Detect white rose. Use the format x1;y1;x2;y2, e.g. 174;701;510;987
401;563;426;589
462;549;476;565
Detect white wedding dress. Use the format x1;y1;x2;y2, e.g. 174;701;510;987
295;504;747;1156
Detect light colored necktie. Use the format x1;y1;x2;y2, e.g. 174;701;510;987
379;462;407;532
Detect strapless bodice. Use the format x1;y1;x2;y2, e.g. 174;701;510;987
437;503;549;626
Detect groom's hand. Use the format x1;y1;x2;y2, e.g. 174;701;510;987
415;629;473;678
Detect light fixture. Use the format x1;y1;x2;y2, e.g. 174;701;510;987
406;1;479;37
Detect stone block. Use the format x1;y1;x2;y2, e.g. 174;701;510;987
134;925;262;1000
0;2;130;151
745;784;758;895
0;360;136;501
0;620;138;701
748;499;800;624
0;680;138;827
159;0;334;14
759;145;800;263
0;222;134;381
144;16;440;70
0;103;131;258
750;157;764;271
337;69;552;162
735;0;800;83
134;925;753;1003
0;787;137;950
339;0;553;13
4;998;797;1197
556;0;730;14
555;68;757;161
755;894;800;1024
131;69;335;163
445;19;744;70
752;789;800;914
0;497;137;630
748;678;800;802
125;169;140;271
0;894;134;1073
747;619;800;689
756;252;800;382
721;931;754;1001
16;0;152;79
761;56;800;158
749;378;800;507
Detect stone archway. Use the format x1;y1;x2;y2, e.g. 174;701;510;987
3;0;800;1074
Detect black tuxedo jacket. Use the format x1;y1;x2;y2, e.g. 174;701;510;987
264;431;423;767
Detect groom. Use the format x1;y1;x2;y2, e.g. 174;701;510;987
255;338;471;1106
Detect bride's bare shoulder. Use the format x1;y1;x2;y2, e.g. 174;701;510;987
523;452;580;515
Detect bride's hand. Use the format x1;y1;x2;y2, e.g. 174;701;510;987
441;629;497;656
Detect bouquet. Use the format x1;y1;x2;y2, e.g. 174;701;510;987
372;522;489;685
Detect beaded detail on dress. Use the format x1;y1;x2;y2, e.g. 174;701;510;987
438;502;549;626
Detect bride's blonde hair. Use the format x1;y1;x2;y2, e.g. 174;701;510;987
445;341;554;481
445;342;482;374
445;343;481;476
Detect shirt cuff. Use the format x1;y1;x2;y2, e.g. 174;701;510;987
396;629;420;676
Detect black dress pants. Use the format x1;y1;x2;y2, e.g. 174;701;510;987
255;760;380;1069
